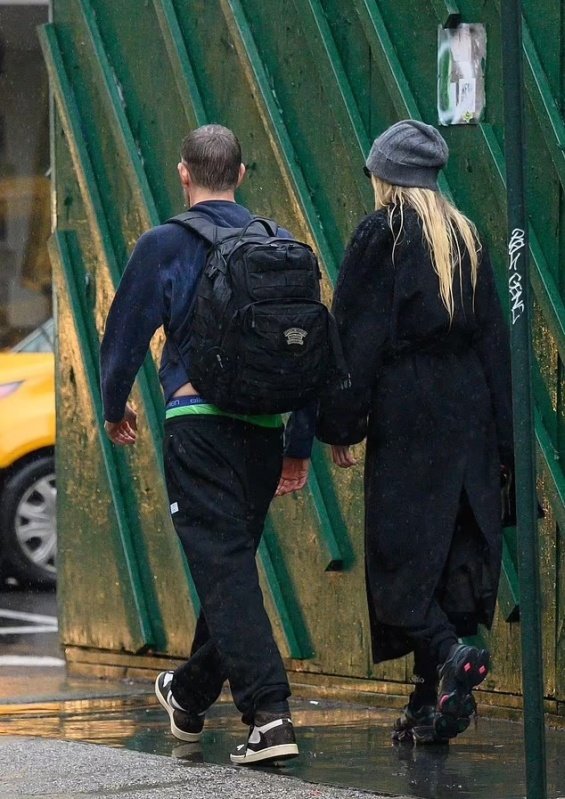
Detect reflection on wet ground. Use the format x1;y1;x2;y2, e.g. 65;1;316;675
0;695;563;798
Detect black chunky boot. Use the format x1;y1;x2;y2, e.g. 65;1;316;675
392;672;449;746
434;643;489;740
392;700;438;744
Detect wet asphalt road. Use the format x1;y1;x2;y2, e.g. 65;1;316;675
0;582;61;665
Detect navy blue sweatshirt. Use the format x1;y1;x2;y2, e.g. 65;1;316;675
100;200;316;458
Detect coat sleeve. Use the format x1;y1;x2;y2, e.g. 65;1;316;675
472;247;514;466
283;402;317;459
100;231;165;422
316;213;393;445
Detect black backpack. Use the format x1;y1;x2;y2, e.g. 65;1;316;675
167;212;348;414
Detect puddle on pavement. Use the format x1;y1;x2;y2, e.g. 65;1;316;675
0;697;563;799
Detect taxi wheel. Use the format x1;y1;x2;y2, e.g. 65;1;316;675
1;456;57;587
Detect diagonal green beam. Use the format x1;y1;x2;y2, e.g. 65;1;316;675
74;0;160;228
50;230;156;650
39;26;120;284
535;412;565;533
523;22;565;193
222;0;338;281
490;0;565;194
351;0;420;120
428;0;461;27
258;519;314;659
307;469;346;571
311;441;356;570
499;537;520;622
152;0;207;128
39;23;165;444
296;0;371;155
529;237;565;365
346;0;451;203
480;125;565;365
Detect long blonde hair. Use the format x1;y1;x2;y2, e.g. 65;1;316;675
372;176;480;320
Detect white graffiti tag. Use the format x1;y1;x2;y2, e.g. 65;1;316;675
508;228;525;324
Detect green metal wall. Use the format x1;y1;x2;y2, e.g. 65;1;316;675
43;0;565;713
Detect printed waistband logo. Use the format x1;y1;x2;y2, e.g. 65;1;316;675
283;327;308;346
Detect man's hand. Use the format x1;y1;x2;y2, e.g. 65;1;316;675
331;445;357;468
104;403;138;446
275;457;310;497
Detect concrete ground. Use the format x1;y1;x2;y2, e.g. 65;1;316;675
0;736;394;799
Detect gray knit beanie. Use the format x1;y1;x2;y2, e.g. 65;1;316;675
365;119;449;191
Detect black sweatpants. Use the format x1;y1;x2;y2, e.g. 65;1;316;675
163;415;290;725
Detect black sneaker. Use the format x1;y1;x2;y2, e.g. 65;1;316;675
230;714;299;765
434;644;488;739
392;703;448;745
154;671;205;742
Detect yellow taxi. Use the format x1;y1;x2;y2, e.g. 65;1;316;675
0;320;56;585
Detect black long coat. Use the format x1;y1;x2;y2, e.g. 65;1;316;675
317;208;513;664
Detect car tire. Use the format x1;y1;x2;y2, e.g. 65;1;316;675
0;456;57;587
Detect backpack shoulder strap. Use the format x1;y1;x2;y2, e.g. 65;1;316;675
246;216;278;237
167;212;242;245
168;211;280;243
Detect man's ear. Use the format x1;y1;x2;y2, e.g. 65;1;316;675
177;161;191;189
236;163;246;188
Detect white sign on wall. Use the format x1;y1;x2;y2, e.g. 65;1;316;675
438;24;486;126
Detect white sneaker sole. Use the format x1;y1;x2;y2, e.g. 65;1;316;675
154;675;202;742
230;742;299;764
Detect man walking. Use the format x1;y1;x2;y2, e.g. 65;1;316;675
100;125;313;764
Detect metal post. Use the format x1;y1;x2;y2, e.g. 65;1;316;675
500;2;547;798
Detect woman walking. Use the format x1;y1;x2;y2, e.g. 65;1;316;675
317;120;513;745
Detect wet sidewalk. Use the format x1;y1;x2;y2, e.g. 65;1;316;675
0;667;564;798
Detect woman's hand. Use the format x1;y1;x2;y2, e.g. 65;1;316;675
331;445;357;468
275;457;310;496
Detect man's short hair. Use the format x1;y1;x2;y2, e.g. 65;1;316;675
181;125;242;191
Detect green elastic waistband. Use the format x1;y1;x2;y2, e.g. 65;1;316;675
165;402;283;429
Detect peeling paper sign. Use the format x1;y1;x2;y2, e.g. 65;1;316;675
438;24;486;125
